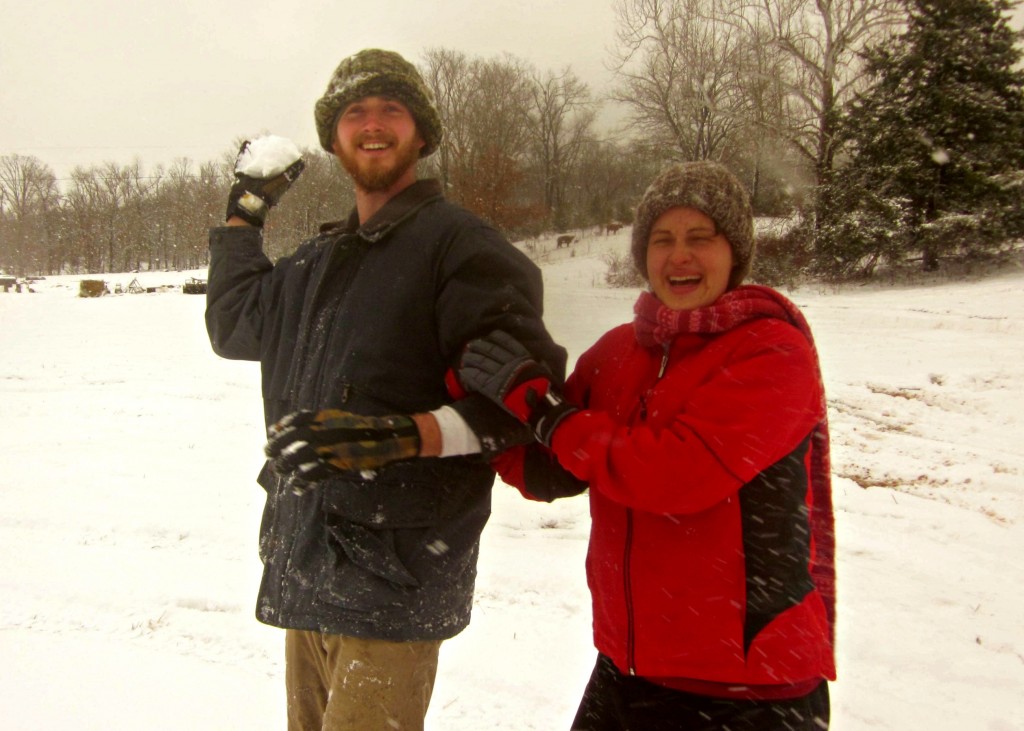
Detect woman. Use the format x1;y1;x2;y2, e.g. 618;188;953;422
458;161;836;730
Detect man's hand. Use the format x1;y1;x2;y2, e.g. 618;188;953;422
459;330;577;447
225;137;305;227
265;410;421;492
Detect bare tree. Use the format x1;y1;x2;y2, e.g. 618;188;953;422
526;67;597;230
728;0;903;188
733;14;811;208
461;55;535;228
421;50;537;231
265;148;354;260
159;159;195;270
610;0;754;162
154;158;224;271
571;137;663;225
117;162;160;272
0;154;59;275
420;48;474;196
64;167;107;272
93;162;142;273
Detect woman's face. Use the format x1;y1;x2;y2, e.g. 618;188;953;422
646;206;734;311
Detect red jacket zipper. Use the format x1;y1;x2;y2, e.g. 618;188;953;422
624;508;637;674
625;342;671;675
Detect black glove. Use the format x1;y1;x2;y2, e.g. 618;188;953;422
459;330;577;447
265;410;420;492
225;140;305;227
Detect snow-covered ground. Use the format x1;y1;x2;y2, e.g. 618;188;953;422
1;229;1022;730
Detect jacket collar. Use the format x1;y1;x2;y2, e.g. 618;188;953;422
319;179;444;242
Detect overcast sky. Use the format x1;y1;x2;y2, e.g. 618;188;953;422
4;1;1024;183
1;0;619;180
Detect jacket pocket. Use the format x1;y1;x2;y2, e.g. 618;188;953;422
315;468;439;610
317;514;428;612
327;519;420;587
315;460;492;612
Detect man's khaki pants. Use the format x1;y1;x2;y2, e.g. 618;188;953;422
285;629;442;731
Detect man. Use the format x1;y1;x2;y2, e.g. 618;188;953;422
205;48;564;730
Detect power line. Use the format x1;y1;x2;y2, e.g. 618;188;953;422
6;145;223;151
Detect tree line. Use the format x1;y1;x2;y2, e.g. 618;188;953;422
3;0;1022;281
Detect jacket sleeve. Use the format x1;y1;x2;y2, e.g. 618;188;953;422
205;225;276;361
490;444;589;502
550;323;824;515
433;221;567;456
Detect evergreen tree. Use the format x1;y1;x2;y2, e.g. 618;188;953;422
818;0;1024;276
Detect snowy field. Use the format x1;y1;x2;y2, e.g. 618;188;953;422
1;229;1022;730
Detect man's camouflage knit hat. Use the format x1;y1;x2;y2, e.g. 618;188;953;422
631;161;755;290
314;48;443;158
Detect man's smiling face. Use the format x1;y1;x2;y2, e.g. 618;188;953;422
332;95;424;194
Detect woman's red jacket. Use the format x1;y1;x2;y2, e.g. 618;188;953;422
510;317;836;691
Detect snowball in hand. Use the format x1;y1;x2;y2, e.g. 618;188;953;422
235;135;303;178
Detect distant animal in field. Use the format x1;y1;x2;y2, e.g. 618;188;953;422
556;234;576;248
603;222;623;235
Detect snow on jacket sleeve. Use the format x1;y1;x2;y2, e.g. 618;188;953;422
551;321;823;516
205;225;276;361
431;219;567;454
432;221;564;377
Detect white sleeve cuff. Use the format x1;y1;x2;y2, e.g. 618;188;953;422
430;405;482;457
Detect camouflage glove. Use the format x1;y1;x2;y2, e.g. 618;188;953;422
265;410;420;492
225;139;305;227
459;330;577;448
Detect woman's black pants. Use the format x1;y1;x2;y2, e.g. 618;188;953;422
572;654;830;731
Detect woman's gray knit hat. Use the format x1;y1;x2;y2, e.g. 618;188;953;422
314;49;443;158
631;161;755;290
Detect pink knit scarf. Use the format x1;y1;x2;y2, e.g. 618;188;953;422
633;284;837;643
633;284;813;346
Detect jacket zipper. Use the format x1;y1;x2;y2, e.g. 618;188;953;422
297;234;367;406
624;509;636;674
283;234;338;406
625;341;671;675
286;184;439;406
278;234;359;608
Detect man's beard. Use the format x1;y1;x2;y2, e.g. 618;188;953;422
337;133;421;193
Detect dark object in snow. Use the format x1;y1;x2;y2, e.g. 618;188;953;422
182;278;208;295
1;276;34;294
127;278;174;294
79;280;109;298
556;234;576;248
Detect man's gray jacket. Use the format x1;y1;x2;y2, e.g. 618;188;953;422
206;179;565;640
